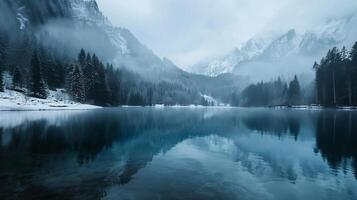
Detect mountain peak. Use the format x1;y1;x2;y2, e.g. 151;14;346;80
188;14;357;78
286;29;296;38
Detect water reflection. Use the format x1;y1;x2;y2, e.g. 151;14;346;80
241;110;302;139
315;111;357;177
0;108;356;200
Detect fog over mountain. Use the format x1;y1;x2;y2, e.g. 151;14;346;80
189;14;357;81
98;0;357;72
0;0;247;105
2;2;357;199
1;0;357;106
2;0;356;82
0;0;195;82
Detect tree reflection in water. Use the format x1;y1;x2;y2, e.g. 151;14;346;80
0;108;356;199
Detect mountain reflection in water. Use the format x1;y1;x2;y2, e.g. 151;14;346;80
0;108;356;200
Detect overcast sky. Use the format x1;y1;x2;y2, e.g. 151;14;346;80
97;0;357;68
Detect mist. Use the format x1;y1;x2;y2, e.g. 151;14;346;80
1;2;357;199
37;19;117;60
97;0;357;68
1;0;357;107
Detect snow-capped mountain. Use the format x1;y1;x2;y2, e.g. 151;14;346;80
189;14;357;78
258;29;303;60
190;36;271;77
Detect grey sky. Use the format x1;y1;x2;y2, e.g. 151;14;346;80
97;0;357;68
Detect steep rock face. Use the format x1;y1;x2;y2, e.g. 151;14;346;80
258;29;302;61
0;0;73;31
0;0;113;67
69;0;190;83
0;0;244;101
0;0;190;83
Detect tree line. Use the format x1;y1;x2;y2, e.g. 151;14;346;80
314;42;357;106
0;39;204;106
3;29;356;107
232;76;301;107
232;41;357;107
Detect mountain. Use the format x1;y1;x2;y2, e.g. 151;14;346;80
0;0;245;103
190;36;271;77
0;0;185;82
189;14;357;80
258;29;302;60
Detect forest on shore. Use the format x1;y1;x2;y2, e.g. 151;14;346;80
1;29;357;107
230;42;357;107
0;35;207;106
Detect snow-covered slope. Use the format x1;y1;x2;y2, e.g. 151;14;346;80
0;89;100;111
189;14;357;78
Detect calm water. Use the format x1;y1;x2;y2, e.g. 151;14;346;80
0;108;357;200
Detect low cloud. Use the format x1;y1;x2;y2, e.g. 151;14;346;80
97;0;357;68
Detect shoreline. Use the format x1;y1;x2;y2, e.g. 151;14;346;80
0;90;101;112
268;105;357;111
0;105;102;112
1;100;357;112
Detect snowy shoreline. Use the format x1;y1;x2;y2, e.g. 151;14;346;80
2;89;357;112
269;105;357;111
0;90;101;111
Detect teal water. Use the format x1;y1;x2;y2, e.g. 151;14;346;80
0;108;356;200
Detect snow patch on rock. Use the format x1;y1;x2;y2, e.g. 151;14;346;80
17;6;28;30
189;13;357;77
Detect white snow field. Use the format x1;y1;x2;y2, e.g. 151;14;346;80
0;89;101;111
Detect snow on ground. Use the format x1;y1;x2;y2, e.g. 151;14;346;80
0;89;101;111
272;105;323;110
201;94;229;106
272;105;357;111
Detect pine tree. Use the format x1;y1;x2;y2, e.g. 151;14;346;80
0;32;8;67
147;87;153;106
351;42;357;105
313;61;321;104
128;92;144;106
106;64;121;105
0;64;3;92
12;67;23;90
340;46;351;105
69;64;85;103
239;78;290;107
37;47;65;89
83;53;96;102
0;33;7;92
52;59;65;88
315;47;343;106
287;75;301;105
200;96;209;106
93;61;109;105
30;50;47;99
78;48;86;66
341;46;348;60
39;46;49;80
350;42;357;63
